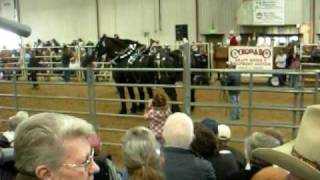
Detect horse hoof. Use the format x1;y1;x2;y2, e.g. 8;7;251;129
119;109;127;114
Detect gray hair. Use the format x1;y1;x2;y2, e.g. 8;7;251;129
8;111;29;131
244;132;280;165
122;126;162;179
163;112;194;149
14;112;95;175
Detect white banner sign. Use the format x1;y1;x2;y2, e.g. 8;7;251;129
0;0;15;20
228;46;273;71
253;0;284;25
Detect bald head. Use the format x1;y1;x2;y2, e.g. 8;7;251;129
251;166;288;180
163;112;194;149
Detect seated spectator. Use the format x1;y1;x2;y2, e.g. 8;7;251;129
217;124;246;169
162;112;216;180
227;132;280;180
251;166;288;180
263;128;284;145
191;123;238;180
0;111;29;148
144;93;171;144
0;147;16;180
88;135;119;180
253;105;320;180
14;112;100;180
122;126;163;180
201;118;218;135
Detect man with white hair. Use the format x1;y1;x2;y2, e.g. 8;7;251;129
162;112;216;180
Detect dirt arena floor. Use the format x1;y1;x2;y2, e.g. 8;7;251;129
0;77;318;168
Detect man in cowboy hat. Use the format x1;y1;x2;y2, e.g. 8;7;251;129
252;104;320;180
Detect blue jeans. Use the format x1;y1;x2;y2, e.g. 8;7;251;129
289;75;299;88
229;93;240;120
63;70;71;82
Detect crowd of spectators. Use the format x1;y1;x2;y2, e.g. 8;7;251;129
0;38;96;84
0;104;320;180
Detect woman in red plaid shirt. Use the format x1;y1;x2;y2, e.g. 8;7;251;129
144;94;172;144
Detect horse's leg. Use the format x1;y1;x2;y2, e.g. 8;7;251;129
163;87;180;112
191;89;195;111
127;86;138;113
147;87;153;99
138;87;145;112
116;86;127;114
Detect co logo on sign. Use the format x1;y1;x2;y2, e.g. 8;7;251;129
262;49;272;58
230;49;240;58
230;49;272;58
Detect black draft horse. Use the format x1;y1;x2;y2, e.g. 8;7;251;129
95;35;155;114
95;35;183;113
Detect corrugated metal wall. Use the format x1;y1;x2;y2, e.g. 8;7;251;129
13;0;319;44
19;0;97;44
198;0;241;34
99;0;196;45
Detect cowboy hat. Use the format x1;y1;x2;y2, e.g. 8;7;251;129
252;105;320;180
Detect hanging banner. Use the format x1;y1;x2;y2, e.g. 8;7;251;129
0;0;16;20
228;46;273;71
253;0;284;25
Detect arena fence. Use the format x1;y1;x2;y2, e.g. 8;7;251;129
0;44;319;147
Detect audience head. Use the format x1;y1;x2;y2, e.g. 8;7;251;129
251;166;288;180
7;111;29;131
253;105;320;180
14;112;99;180
122;126;163;180
263;128;284;145
163;112;194;149
244;132;280;168
218;124;231;141
201;118;218;135
191;123;218;158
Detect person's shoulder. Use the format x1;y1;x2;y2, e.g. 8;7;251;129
193;154;213;167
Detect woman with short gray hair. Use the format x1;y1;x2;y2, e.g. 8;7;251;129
227;132;280;180
122;126;163;180
14;112;100;180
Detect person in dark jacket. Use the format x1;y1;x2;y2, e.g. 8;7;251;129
162;112;216;180
222;61;241;120
191;123;239;180
28;50;40;89
61;45;73;82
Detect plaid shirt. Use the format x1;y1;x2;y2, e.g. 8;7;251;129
144;107;171;139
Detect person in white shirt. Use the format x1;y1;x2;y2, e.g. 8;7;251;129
274;49;287;86
275;50;287;69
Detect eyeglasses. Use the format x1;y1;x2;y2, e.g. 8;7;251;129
63;148;95;171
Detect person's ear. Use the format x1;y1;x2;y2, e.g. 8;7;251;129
35;165;53;180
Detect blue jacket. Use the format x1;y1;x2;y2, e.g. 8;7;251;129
163;147;216;180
